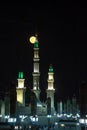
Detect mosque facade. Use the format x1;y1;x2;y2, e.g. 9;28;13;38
0;35;84;129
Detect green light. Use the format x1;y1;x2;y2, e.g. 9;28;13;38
34;41;38;48
49;66;53;72
18;72;23;79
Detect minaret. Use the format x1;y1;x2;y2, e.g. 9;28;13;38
32;34;40;100
46;65;55;114
16;72;26;106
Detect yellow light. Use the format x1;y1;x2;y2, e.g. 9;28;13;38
29;36;36;44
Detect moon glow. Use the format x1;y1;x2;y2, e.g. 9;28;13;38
29;36;36;44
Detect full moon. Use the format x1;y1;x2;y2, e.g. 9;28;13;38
29;36;36;44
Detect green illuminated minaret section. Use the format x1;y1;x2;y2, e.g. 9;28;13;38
18;72;23;79
16;72;26;106
46;65;55;114
32;35;40;100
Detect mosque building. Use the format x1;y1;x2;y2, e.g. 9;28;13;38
0;34;56;120
0;34;83;129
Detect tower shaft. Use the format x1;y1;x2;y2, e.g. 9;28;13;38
16;72;26;106
32;37;40;100
46;65;55;114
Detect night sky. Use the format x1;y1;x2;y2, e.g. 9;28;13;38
0;2;87;102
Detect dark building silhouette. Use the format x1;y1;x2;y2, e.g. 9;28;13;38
25;87;31;106
30;92;37;115
10;81;17;117
79;81;87;118
47;97;51;115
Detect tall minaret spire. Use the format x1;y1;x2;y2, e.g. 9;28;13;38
16;72;26;106
46;64;55;114
32;34;40;100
